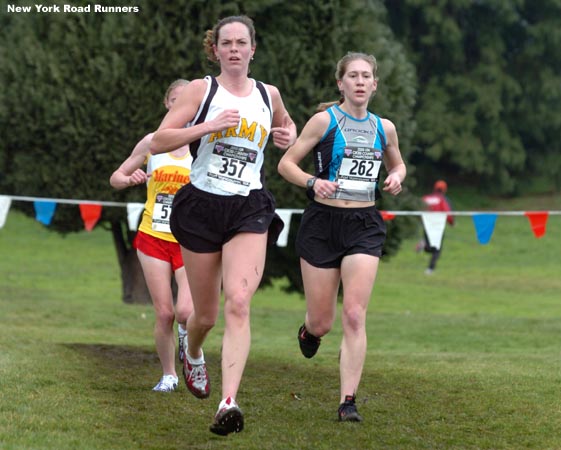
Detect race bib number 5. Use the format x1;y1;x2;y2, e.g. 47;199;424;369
207;142;258;195
152;193;174;233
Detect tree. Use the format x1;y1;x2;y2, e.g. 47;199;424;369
384;0;561;195
0;0;220;302
0;0;417;298
250;0;418;290
511;0;561;191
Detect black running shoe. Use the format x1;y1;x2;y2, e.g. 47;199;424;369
298;324;321;358
209;397;244;436
338;395;363;422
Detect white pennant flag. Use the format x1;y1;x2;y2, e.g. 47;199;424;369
275;209;304;247
275;209;296;247
127;203;145;231
421;212;447;250
0;196;12;229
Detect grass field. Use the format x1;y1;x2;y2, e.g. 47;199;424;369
1;197;561;449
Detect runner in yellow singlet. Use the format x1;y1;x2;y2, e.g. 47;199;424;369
110;79;194;392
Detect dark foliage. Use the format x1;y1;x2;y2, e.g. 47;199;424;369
0;0;417;295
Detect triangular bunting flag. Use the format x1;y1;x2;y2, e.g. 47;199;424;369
524;211;549;238
420;212;447;250
472;214;498;245
275;209;294;247
34;201;57;226
381;211;396;221
79;203;102;231
126;203;145;231
0;195;12;229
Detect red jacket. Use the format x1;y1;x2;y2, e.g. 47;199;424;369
422;192;454;225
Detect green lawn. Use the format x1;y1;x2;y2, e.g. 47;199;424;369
1;202;561;449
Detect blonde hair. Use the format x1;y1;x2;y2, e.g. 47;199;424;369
317;52;378;112
163;79;189;105
203;15;256;63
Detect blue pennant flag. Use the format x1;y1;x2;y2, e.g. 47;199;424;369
34;201;57;226
472;213;498;245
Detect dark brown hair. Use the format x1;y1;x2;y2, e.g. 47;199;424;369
203;15;256;63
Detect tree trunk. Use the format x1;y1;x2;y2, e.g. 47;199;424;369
110;220;151;304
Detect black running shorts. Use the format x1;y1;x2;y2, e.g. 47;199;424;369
170;183;284;253
296;201;386;268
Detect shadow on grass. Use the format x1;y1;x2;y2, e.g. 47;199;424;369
63;343;160;384
40;343;561;449
64;343;160;368
60;342;354;449
61;342;339;399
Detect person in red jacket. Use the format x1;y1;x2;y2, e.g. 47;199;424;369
419;180;454;274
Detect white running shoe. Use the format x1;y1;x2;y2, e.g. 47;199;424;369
152;374;178;392
183;357;210;398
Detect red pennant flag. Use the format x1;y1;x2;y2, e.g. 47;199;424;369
524;211;549;238
79;203;102;231
381;211;396;221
